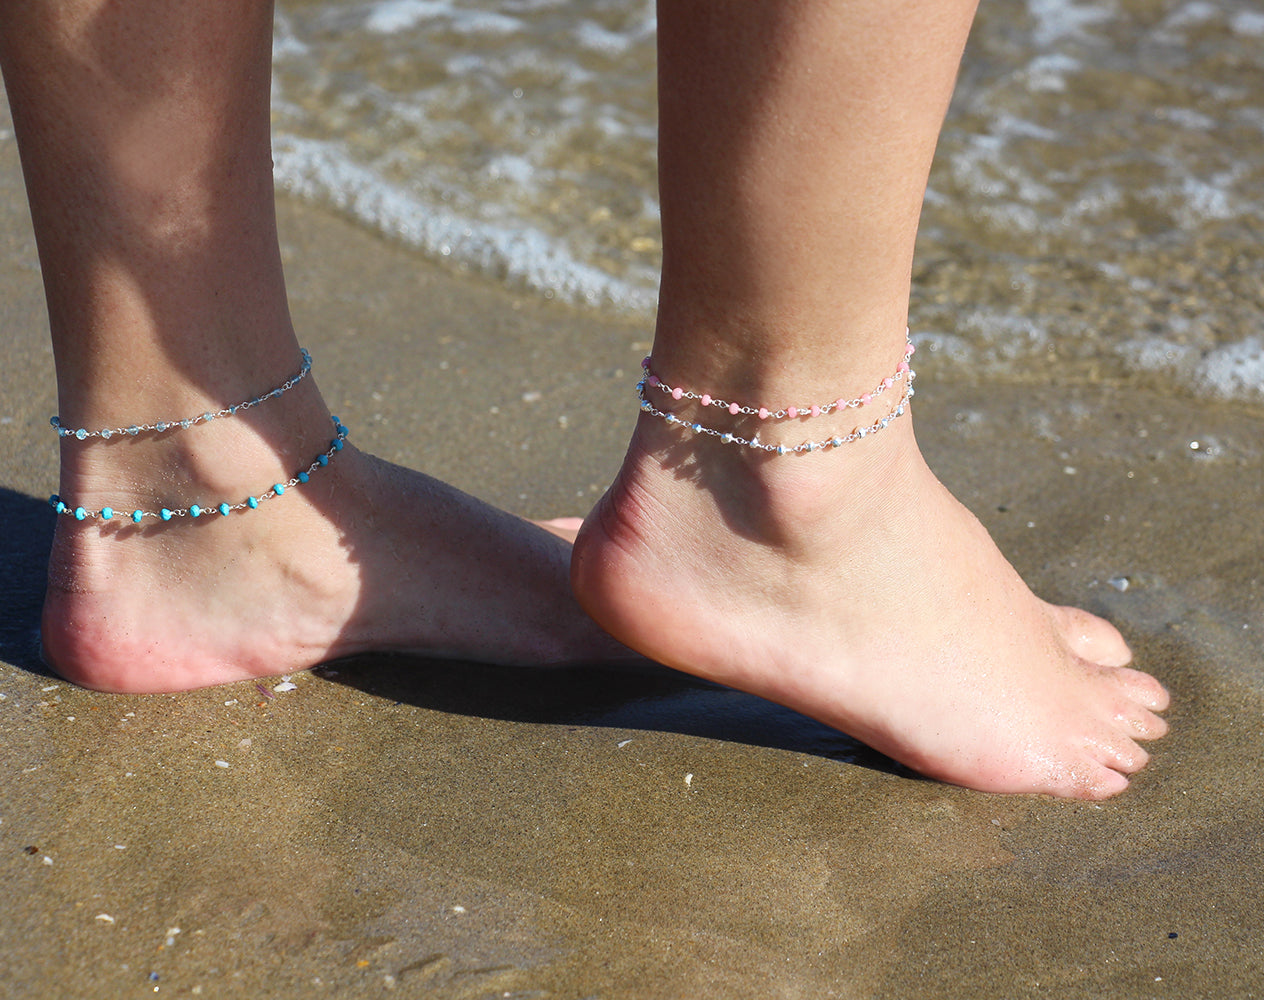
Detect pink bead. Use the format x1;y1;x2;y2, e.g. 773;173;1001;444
728;402;740;415
861;393;873;406
700;394;712;407
835;398;846;411
787;406;798;419
758;408;770;420
671;387;683;400
810;404;821;418
897;361;910;373
906;343;916;356
882;377;894;389
648;375;660;387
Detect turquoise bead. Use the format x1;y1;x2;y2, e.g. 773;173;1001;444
317;455;329;467
218;503;230;516
131;510;143;523
273;483;285;495
333;438;344;451
101;507;114;520
74;507;87;520
160;509;173;521
189;504;201;518
298;472;309;484
247;496;259;509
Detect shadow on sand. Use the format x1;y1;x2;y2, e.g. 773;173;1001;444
0;488;53;676
322;652;915;777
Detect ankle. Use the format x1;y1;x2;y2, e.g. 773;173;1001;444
49;354;341;531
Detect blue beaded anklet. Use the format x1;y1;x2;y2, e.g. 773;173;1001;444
50;416;349;525
50;349;312;441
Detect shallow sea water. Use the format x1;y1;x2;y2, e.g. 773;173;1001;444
271;0;1264;400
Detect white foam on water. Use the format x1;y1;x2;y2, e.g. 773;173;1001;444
1232;9;1264;36
1192;338;1264;401
272;134;658;312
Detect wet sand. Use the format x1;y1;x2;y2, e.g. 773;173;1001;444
3;133;1264;999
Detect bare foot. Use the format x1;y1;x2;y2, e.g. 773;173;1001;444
573;409;1170;798
41;384;625;694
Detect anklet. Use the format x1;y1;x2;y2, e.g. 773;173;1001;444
50;349;313;440
640;380;913;454
635;336;916;454
49;416;348;525
639;334;914;421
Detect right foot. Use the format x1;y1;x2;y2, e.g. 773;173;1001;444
572;404;1170;799
42;376;626;694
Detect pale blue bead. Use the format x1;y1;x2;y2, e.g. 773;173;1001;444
75;429;87;440
101;429;112;440
203;412;215;422
776;445;787;456
127;426;139;436
181;419;192;429
101;507;114;520
155;422;167;432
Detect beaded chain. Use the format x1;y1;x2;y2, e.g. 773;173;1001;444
640;334;914;421
50;349;312;440
50;416;349;525
47;349;347;528
637;337;916;454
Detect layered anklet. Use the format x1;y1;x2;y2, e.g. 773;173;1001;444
48;349;347;527
637;336;916;455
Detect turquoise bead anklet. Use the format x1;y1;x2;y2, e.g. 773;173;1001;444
49;416;349;525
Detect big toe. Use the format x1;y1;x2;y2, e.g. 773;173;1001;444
1053;604;1133;666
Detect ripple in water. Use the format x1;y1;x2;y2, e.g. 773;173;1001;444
271;0;1264;401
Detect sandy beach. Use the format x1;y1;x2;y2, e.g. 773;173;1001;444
3;87;1264;1000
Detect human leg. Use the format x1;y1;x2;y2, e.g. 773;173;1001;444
573;0;1169;797
1;0;621;693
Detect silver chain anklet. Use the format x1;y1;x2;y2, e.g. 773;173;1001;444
50;349;313;440
50;416;349;525
636;336;916;454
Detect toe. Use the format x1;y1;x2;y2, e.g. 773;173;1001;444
1123;706;1169;740
1052;605;1132;666
1091;734;1151;774
1110;665;1171;712
1061;761;1131;800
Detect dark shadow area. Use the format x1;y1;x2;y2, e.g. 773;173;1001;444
321;653;917;777
0;487;54;674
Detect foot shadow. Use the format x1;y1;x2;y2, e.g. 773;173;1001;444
0;488;55;675
322;654;916;778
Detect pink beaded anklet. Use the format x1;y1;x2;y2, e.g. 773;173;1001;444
637;336;916;455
